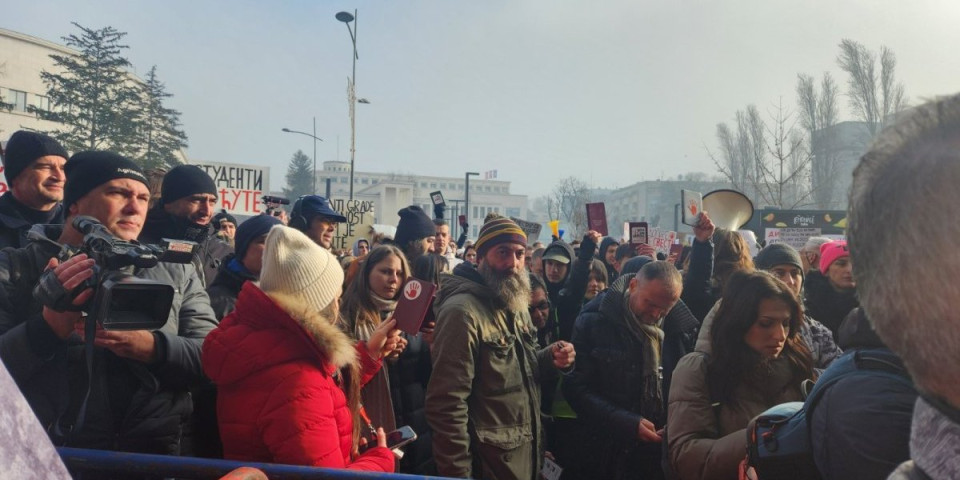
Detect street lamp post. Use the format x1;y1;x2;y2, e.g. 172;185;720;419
465;172;479;234
337;10;359;201
281;118;322;194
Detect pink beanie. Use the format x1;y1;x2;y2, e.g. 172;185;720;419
819;240;849;272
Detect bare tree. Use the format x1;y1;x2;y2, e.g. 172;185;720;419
836;39;907;136
551;176;590;238
710;100;813;209
797;72;841;208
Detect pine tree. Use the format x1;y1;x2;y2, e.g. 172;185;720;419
134;66;188;169
283;150;315;199
35;23;141;155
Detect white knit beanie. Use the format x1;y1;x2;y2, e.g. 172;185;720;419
260;226;344;312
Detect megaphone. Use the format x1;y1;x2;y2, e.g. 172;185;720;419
702;189;754;231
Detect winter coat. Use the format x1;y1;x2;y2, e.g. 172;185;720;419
667;353;806;480
0;224;218;454
695;301;841;370
202;282;394;471
803;271;859;340
426;262;557;480
206;255;257;321
140;208;234;288
563;275;681;479
0;192;64;249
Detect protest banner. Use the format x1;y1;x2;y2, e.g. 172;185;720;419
330;199;376;251
510;217;542;242
194;161;270;216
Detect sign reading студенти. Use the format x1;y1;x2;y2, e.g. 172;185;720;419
194;162;271;216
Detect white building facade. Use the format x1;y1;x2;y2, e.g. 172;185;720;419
317;161;527;239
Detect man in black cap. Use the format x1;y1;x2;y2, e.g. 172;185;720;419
0;131;69;248
394;205;436;263
0;150;218;455
140;164;233;287
288;195;346;250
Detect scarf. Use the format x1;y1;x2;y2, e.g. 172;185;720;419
622;292;665;421
355;292;397;341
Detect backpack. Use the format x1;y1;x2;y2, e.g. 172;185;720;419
746;348;913;480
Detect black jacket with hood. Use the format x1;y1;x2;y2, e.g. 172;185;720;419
541;236;598;345
598;237;620;285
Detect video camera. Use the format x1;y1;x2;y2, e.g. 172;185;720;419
262;195;290;218
35;216;198;331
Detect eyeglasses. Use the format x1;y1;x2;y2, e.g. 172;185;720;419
528;301;550;313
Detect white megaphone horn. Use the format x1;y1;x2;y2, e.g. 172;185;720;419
702;189;754;231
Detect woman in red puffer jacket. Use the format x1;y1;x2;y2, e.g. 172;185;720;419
203;226;400;471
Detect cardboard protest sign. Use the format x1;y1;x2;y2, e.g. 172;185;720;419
330;199;376;252
195;161;270;216
648;227;677;254
510;217;542;242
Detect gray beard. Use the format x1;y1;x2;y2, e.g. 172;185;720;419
479;262;531;313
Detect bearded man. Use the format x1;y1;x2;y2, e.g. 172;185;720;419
426;217;576;480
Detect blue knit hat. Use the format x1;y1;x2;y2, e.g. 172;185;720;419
235;214;282;260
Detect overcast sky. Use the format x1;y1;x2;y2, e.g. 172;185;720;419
5;0;960;198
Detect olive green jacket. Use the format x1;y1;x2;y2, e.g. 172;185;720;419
426;264;556;480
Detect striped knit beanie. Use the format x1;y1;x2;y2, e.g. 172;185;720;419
475;217;527;257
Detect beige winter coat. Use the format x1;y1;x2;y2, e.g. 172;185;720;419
667;352;806;480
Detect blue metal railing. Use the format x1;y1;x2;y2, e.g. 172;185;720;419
56;448;450;480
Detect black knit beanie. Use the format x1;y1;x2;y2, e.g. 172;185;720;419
394;206;436;247
235;214;282;260
2;131;69;183
754;243;804;275
64;151;148;208
213;209;238;230
161;165;218;204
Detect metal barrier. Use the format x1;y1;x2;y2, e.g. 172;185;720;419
57;447;449;480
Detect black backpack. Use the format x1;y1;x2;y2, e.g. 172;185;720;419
746;348;912;479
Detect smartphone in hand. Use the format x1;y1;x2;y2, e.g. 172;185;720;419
358;425;418;453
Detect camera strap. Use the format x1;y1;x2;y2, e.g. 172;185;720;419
53;316;96;446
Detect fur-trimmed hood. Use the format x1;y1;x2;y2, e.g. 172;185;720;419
203;281;357;386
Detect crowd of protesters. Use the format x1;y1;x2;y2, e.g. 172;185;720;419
0;91;958;480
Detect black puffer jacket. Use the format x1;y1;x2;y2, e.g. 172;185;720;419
206;255;256;321
0;225;218;454
140;207;233;288
387;332;435;475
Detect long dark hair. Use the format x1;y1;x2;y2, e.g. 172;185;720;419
708;270;814;403
412;254;449;284
340;245;410;337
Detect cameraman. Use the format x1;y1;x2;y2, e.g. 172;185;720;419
139;165;233;287
0;151;218;455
